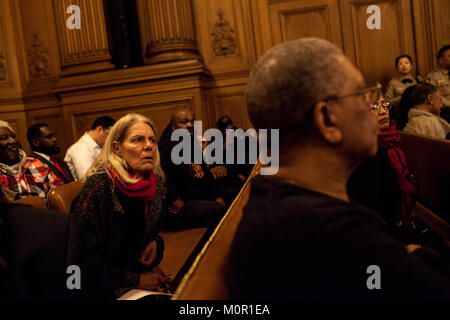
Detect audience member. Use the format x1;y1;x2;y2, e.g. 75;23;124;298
348;95;423;243
71;114;170;298
391;85;416;130
209;116;255;204
65;116;115;180
403;83;450;139
385;55;421;106
159;107;226;230
228;38;450;299
0;121;46;200
426;45;450;122
27;123;74;189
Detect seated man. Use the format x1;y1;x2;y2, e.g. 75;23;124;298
65;116;115;180
426;45;450;122
403;83;450;139
159;107;226;230
27;123;74;189
228;38;450;299
0;121;46;200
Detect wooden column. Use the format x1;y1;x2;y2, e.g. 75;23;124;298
136;0;201;64
52;0;114;76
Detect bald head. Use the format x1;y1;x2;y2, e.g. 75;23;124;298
171;107;194;134
246;38;348;147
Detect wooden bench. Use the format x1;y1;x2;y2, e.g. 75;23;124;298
173;162;261;299
14;195;47;210
398;131;450;244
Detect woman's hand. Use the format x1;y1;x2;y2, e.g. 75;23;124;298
168;197;184;214
137;271;171;291
215;197;226;207
139;240;158;267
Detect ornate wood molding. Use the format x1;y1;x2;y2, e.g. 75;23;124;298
211;9;237;57
27;33;51;79
137;0;201;64
0;52;6;81
52;0;114;76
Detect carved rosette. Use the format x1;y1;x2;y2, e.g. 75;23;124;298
0;53;6;81
27;33;51;79
211;9;237;57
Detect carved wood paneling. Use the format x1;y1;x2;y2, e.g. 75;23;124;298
0;3;9;84
269;0;342;47
137;0;201;64
207;86;250;130
52;0;114;76
193;0;256;75
340;0;416;86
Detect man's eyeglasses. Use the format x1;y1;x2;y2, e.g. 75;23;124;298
323;82;382;105
370;102;392;113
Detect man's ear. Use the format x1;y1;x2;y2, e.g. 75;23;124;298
112;141;121;156
31;138;40;148
426;93;434;104
313;102;342;144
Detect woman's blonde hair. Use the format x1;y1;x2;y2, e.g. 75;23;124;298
87;113;165;184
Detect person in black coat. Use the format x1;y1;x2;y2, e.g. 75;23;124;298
71;114;170;298
228;38;450;300
158;107;226;230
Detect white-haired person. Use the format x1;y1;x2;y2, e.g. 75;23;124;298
70;114;170;299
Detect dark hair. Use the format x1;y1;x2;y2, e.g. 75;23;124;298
27;123;48;148
395;55;413;68
411;83;437;107
396;85;416;130
91;116;115;130
217;116;234;132
437;45;450;60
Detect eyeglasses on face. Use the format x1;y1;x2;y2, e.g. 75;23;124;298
370;102;392;113
323;82;382;105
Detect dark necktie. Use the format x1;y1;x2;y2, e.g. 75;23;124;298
402;79;413;84
50;156;69;180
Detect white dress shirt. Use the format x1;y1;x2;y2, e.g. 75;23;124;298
64;132;102;180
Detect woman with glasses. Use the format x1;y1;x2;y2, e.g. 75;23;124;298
347;95;420;243
385;55;422;107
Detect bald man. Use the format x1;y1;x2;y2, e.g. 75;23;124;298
228;38;450;300
159;108;226;230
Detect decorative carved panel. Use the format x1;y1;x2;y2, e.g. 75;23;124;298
0;1;9;84
211;9;237;57
193;0;255;74
27;33;51;80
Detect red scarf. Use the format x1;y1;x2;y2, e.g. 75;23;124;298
378;121;416;226
108;165;156;219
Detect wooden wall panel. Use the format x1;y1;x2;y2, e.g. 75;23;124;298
18;0;60;91
340;0;416;86
193;0;256;75
206;86;251;130
0;0;26;98
269;0;343;47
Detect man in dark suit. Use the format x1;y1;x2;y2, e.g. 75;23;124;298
27;123;74;190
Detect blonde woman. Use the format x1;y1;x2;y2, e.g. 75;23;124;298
70;114;170;299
